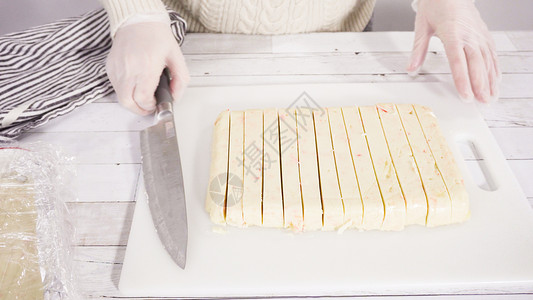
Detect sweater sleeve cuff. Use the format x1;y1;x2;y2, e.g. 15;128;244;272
100;0;169;37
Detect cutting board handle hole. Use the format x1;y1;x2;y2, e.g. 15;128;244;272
457;139;498;191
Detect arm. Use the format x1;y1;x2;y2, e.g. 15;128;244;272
100;0;190;115
407;0;500;103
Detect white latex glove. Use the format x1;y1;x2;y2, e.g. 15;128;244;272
407;0;500;103
106;22;190;115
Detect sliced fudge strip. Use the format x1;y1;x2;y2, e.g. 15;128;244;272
205;110;230;225
313;109;344;230
296;108;323;231
328;107;363;228
242;110;263;227
262;109;284;228
396;104;451;227
226;111;245;227
342;107;384;230
378;104;427;226
359;106;406;231
414;105;470;223
279;109;304;231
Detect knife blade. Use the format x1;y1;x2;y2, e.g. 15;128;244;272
140;68;188;269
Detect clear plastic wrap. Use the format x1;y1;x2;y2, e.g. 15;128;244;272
0;142;79;299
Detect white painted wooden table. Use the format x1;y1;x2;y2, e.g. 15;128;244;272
21;31;533;299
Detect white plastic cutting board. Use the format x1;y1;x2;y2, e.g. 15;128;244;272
119;83;533;297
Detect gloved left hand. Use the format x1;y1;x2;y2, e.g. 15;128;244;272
407;0;501;103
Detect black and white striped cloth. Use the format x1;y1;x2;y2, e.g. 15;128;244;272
0;9;186;141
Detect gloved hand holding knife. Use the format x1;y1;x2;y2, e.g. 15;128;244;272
105;20;189;115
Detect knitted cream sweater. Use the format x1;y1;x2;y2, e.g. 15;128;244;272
101;0;376;36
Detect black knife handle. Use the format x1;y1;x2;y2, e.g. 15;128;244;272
155;68;173;119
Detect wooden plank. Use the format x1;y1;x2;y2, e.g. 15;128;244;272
74;246;126;265
84;97;533;133
75;164;140;202
189;73;442;87
272;32;516;53
507;31;533;51
28;103;152;133
181;33;272;54
479;98;533;128
74;259;120;298
507;160;533;199
19;132;141;164
188;74;533;99
98;74;533;102
490;128;533;160
68;202;134;246
73;246;124;297
184;52;533;76
31;99;533;142
500;74;533;98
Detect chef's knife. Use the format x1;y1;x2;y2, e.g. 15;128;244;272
140;68;188;269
